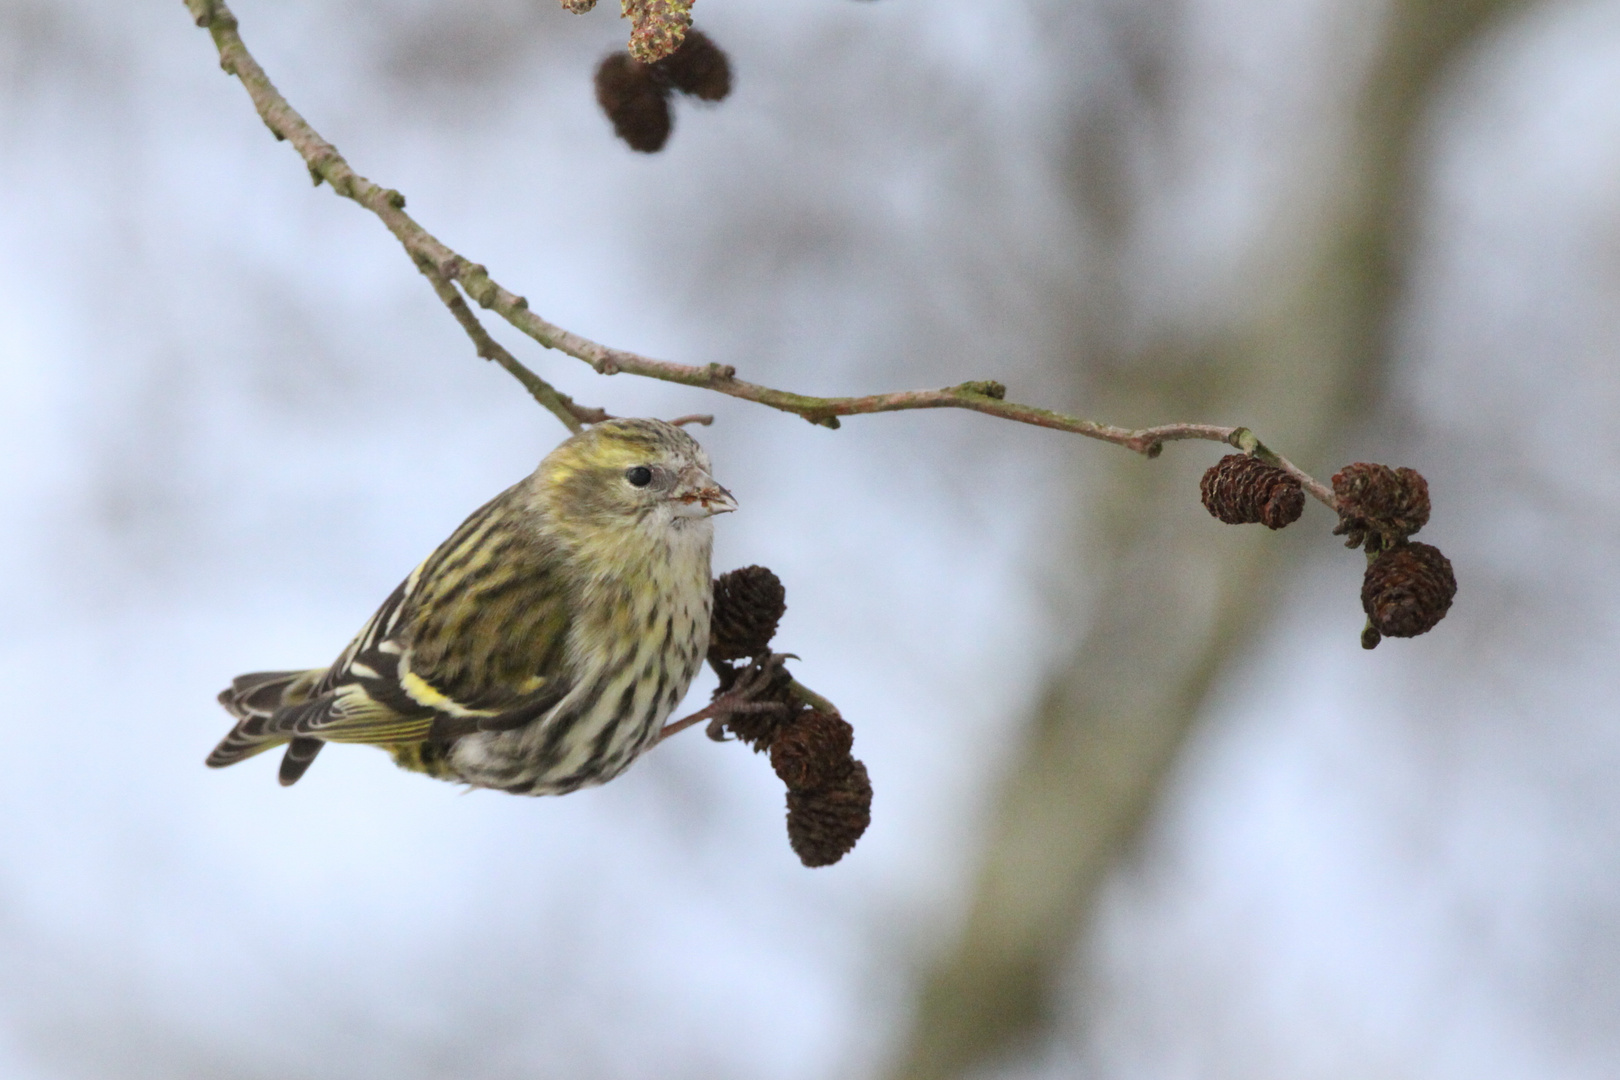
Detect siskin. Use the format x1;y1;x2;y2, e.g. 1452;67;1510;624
207;418;736;794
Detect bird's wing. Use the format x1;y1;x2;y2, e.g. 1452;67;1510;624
278;652;570;746
269;495;580;747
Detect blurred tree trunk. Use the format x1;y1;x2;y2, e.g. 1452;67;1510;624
890;1;1529;1077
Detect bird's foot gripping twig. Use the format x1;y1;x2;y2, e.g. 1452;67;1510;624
656;651;796;744
704;651;799;743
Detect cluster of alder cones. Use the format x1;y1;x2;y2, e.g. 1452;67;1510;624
555;0;733;152
1201;455;1457;648
593;28;732;152
706;566;872;867
562;0;698;64
556;5;731;156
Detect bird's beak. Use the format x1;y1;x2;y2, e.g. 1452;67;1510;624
671;467;738;518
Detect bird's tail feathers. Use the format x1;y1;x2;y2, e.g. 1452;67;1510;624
218;669;324;719
277;737;325;786
207;669;327;772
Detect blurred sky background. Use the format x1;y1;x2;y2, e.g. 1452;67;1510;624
2;0;1620;1078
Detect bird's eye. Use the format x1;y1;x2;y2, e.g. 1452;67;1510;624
625;466;654;488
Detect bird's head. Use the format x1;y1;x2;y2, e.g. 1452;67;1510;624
538;418;737;533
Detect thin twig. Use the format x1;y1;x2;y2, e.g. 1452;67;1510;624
185;0;599;433
1229;426;1337;508
182;0;1339;511
419;265;607;432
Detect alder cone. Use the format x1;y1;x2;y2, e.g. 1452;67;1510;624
658;28;731;101
770;711;854;791
709;565;787;662
1333;462;1430;552
786;760;872;868
717;688;797;751
1361;542;1456;638
1200;454;1304;530
702;566;870;866
594;53;671;153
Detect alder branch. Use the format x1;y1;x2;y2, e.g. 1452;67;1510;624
181;0;1338;512
183;0;602;433
419;264;608;433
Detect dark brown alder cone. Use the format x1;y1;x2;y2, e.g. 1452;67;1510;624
657;29;731;101
594;53;671;153
1361;541;1456;638
786;760;872;868
726;703;872;867
709;565;787;662
770;710;854;791
558;0;597;12
1200;454;1305;529
702;566;869;865
715;680;799;749
1332;462;1431;553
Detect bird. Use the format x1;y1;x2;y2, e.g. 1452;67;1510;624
206;418;736;795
